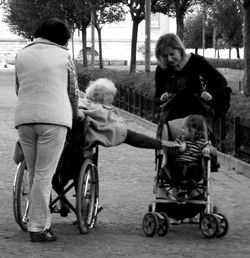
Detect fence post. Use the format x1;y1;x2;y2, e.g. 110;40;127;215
139;91;142;117
127;88;131;112
133;90;136;114
220;116;226;152
234;116;240;156
151;99;155;123
118;84;121;108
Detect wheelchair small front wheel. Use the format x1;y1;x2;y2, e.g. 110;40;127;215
76;159;99;234
13;161;30;231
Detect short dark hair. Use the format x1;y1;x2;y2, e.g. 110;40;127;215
34;18;71;46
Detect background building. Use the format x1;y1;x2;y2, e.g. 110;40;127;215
0;5;175;62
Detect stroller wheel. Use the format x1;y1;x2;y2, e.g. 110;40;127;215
143;212;158;237
200;214;219;238
214;213;229;237
156;212;170;237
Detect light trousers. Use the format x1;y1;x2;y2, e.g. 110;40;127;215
17;124;67;232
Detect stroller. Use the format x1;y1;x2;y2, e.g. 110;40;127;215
142;92;229;238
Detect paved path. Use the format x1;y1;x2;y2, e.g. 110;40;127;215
0;67;250;258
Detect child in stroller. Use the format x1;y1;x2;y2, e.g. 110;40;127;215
142;114;229;238
159;115;216;224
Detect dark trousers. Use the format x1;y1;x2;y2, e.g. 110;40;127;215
167;162;204;187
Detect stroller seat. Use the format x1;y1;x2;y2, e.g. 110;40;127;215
156;118;209;202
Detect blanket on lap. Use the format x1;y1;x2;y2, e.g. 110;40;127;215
78;98;127;150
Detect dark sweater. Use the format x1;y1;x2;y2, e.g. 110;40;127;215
154;53;227;108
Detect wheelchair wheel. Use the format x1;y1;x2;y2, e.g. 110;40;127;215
13;161;29;231
76;158;99;234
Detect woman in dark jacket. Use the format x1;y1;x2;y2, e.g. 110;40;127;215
154;33;228;121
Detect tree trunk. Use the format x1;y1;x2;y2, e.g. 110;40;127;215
81;28;88;68
97;28;103;70
176;15;184;40
130;20;139;73
229;48;231;59
217;49;220;59
213;28;217;58
236;47;240;58
244;0;250;96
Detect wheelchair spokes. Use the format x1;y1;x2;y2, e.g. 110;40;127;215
13;161;29;231
76;159;99;234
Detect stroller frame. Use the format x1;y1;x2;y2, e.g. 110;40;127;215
142;118;229;238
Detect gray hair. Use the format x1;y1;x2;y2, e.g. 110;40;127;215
85;78;117;103
155;33;186;69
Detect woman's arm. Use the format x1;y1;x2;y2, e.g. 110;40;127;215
15;72;19;96
155;66;168;107
67;55;84;120
195;55;227;99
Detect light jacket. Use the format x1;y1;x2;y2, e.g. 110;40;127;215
78;98;127;150
14;38;72;128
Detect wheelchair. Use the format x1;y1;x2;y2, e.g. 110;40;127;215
13;120;100;234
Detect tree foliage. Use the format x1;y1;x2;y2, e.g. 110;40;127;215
91;0;126;69
152;0;213;39
119;0;147;73
183;11;213;52
3;0;64;40
209;0;243;56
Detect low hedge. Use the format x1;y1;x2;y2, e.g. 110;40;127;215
207;58;244;70
76;63;155;98
76;58;244;97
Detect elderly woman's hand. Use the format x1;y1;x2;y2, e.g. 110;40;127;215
161;140;182;148
201;91;212;101
77;109;85;121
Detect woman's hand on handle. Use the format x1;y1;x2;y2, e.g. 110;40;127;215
160;92;173;102
201;91;212;101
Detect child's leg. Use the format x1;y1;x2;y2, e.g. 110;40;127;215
184;164;204;183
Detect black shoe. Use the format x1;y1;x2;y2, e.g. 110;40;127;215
60;206;71;217
30;229;57;242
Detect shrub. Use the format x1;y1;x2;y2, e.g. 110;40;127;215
207;58;244;70
75;63;155;97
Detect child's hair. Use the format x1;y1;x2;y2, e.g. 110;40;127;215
85;78;117;104
183;115;208;141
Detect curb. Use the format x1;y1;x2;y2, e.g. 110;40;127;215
217;152;250;178
118;108;250;178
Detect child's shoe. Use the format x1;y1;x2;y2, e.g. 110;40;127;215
170;219;182;225
189;214;200;224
